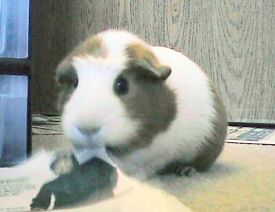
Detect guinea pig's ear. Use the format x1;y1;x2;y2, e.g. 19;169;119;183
126;43;171;80
55;58;78;88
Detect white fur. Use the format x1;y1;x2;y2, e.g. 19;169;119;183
62;55;140;150
62;30;218;179
74;147;115;167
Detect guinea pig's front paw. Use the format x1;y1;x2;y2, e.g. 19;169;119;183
50;151;79;175
174;166;196;177
157;162;197;177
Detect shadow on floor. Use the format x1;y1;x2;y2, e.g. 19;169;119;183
149;161;241;195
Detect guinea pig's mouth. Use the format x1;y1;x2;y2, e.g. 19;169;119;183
66;126;105;149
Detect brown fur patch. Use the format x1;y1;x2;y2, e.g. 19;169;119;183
106;43;176;156
55;60;77;111
106;65;177;157
126;43;171;80
73;36;107;58
126;43;158;64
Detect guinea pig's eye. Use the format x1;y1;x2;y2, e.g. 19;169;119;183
113;75;129;95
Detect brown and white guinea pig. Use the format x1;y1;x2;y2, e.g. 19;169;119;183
55;29;227;180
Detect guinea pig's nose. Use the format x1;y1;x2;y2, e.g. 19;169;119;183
77;126;100;136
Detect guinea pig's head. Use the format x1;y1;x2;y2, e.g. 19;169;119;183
56;30;176;153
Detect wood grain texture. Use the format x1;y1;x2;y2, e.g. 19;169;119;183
31;0;275;123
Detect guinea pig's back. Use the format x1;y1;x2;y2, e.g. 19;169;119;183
149;46;227;168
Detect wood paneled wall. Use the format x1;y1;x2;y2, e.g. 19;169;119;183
32;0;275;123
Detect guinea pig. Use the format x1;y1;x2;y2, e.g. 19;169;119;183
55;29;227;180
